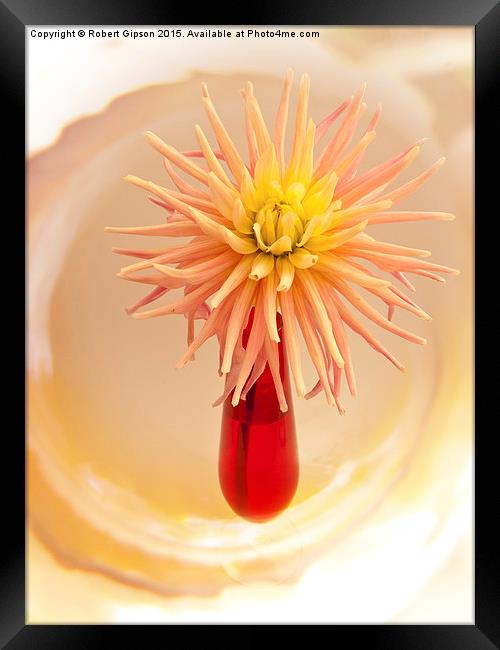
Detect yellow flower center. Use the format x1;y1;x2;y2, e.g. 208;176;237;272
249;179;317;256
206;140;349;277
227;137;342;265
254;197;301;253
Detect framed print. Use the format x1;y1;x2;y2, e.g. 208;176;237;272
2;0;497;645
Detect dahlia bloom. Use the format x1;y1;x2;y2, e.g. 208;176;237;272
107;70;458;413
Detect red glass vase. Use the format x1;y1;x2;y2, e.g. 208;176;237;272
218;312;299;522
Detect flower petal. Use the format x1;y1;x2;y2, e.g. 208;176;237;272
289;247;319;269
220;279;257;373
276;255;295;291
305;219;369;252
278;289;306;396
263;271;280;342
249;252;275;280
295;271;344;368
232;288;267;405
207;171;238;220
144;131;208;184
292;285;335;405
176;292;237;367
194;124;233;187
268;235;293;256
210;254;257;308
273;68;294;174
201;84;246;183
254;144;280;194
264;335;288;411
232;198;254;234
246;94;272;155
316;253;391;289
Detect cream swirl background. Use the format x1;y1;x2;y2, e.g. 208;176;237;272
27;27;473;623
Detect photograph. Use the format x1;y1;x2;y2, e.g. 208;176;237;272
26;25;474;625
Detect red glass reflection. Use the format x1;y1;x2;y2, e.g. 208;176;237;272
218;312;299;522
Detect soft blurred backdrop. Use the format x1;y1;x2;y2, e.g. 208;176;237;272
27;26;473;623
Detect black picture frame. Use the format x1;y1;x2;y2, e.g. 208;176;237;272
4;0;496;645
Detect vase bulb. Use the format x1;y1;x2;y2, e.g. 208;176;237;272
218;311;299;522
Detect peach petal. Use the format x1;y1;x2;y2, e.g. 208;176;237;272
278;290;306;397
